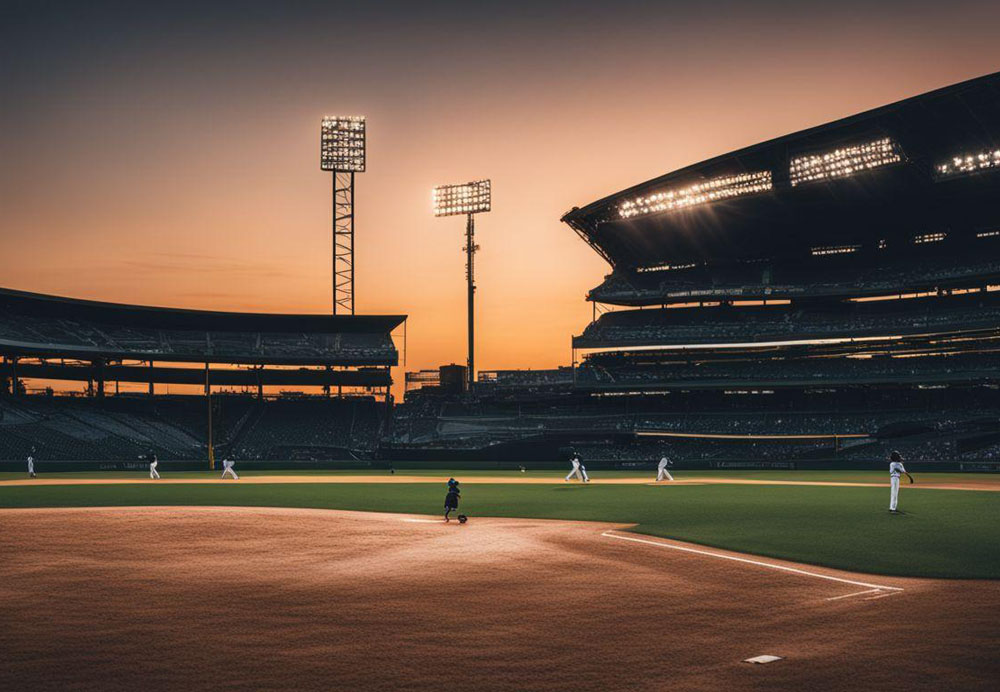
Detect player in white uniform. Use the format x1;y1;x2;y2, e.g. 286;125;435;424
564;454;584;482
27;449;36;478
221;458;239;480
579;459;590;483
148;453;160;480
888;450;914;513
655;456;674;482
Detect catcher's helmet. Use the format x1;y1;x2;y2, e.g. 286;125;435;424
457;514;468;524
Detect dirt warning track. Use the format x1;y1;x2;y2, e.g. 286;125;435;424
1;507;998;691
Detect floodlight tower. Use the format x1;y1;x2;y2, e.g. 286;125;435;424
320;116;366;315
433;180;492;392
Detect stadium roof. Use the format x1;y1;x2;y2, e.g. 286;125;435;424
562;72;1000;268
0;287;405;366
0;287;405;333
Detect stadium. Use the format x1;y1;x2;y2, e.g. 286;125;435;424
396;73;1000;470
0;287;404;467
3;53;1000;692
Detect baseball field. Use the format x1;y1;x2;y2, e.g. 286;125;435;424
2;468;999;691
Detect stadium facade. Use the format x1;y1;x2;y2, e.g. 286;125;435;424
395;73;1000;469
0;287;405;464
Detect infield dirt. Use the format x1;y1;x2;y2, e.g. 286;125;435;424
1;507;998;691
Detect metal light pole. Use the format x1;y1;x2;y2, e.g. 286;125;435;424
433;179;491;392
321;116;366;315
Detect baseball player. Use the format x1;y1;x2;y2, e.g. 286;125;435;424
27;449;36;478
444;485;461;522
579;458;590;483
148;452;160;480
888;450;914;513
220;458;239;480
655;455;674;482
564;453;584;482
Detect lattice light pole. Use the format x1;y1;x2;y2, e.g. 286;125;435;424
433;179;492;391
320;116;366;315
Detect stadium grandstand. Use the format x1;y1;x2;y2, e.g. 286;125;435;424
0;287;405;464
393;73;1000;469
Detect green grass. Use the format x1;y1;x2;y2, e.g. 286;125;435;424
2;479;998;579
2;468;998;483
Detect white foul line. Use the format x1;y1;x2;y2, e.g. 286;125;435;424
402;518;442;523
601;531;904;592
825;588;882;601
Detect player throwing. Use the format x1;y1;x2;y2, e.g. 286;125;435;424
565;453;584;482
221;458;239;480
888;450;913;513
147;452;160;480
655;455;674;482
27;448;36;478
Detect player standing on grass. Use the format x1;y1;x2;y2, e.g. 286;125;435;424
148;452;160;480
888;450;914;513
655;455;674;482
565;453;584;482
221;457;239;480
27;448;36;478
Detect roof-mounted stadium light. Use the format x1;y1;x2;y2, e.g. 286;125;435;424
320;115;366;315
433;179;492;392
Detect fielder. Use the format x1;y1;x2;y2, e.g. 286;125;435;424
565;453;584;482
888;450;914;513
221;458;239;480
655;456;674;482
579;459;590;483
27;449;36;478
148;452;160;480
444;485;461;522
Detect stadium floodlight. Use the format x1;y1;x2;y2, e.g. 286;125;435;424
433;179;491;217
935;148;1000;179
432;179;492;392
320;116;366;172
618;171;772;220
320;115;367;315
789;137;903;187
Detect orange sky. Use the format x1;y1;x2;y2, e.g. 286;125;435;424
1;2;999;397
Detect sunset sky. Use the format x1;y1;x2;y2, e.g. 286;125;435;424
2;0;999;392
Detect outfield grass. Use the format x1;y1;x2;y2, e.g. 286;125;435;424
2;468;999;483
1;479;998;579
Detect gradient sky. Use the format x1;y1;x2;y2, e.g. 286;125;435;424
2;0;999;393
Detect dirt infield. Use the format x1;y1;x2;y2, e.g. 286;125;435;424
1;508;997;691
4;475;1000;491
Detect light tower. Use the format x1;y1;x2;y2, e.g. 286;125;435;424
433;179;492;392
320;116;366;315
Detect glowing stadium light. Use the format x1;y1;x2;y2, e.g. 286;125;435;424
618;171;772;220
789;137;903;187
432;180;492;217
433;178;492;392
914;232;946;244
977;230;1000;238
636;262;698;273
810;245;860;256
320;116;366;172
934;149;1000;179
